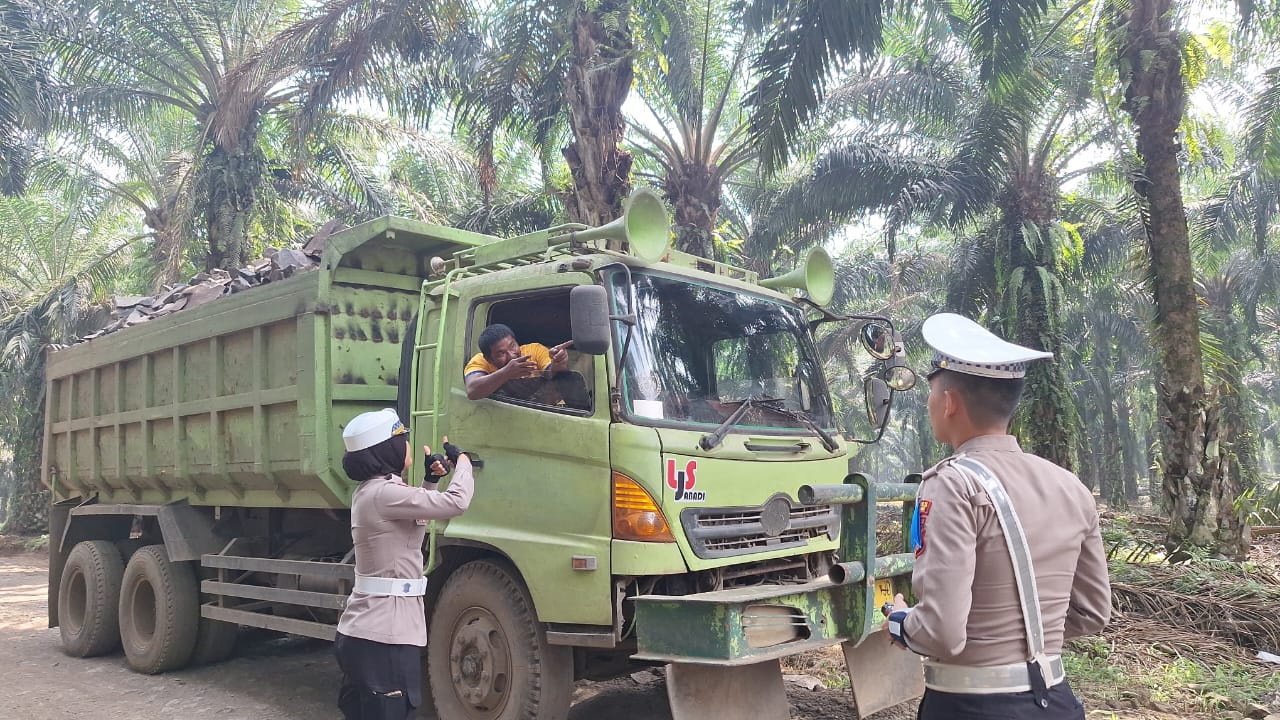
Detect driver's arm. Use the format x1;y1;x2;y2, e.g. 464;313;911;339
464;351;519;400
465;370;509;400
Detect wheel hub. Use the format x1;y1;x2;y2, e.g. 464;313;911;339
448;609;512;718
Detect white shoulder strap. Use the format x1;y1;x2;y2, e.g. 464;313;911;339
952;456;1046;662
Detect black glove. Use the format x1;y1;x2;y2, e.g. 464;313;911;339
443;440;464;467
424;454;449;482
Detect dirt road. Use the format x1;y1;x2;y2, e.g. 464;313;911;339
0;550;905;719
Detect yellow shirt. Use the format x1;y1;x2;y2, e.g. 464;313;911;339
463;343;552;378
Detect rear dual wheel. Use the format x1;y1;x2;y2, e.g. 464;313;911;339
58;540;125;657
118;544;200;674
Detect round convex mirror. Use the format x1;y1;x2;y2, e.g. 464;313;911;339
860;323;893;360
884;365;917;392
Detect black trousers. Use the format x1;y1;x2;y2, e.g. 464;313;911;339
334;632;422;720
918;681;1085;720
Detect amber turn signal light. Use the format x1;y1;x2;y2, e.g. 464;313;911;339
612;472;675;542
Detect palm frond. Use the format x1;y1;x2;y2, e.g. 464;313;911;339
743;0;891;174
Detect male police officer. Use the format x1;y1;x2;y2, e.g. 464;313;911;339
886;313;1111;719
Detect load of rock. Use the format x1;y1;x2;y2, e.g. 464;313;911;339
78;220;344;343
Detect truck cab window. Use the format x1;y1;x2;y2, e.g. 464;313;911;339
610;271;834;431
474;290;593;413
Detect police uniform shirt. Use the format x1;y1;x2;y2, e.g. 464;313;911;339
903;434;1110;665
336;463;475;646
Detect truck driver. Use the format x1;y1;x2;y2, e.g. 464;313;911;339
463;323;575;402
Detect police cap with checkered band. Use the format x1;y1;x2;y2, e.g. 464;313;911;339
922;313;1053;379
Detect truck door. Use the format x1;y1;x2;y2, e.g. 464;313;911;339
442;285;614;627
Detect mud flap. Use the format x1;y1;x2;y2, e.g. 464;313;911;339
843;634;924;717
666;659;789;720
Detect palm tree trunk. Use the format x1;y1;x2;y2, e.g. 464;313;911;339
1075;401;1099;492
561;2;634;228
668;163;721;258
999;193;1077;470
0;380;48;534
1266;421;1280;475
204;142;264;271
145;206;185;288
1117;381;1140;501
1095;344;1126;508
1120;0;1245;557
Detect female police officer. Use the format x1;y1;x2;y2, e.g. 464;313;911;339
885;314;1111;720
334;409;475;720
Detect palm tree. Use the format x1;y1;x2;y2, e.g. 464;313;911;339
748;5;1109;469
443;0;645;227
0;0;50;195
741;0;1054;174
47;0;452;270
1104;0;1280;556
49;109;198;286
0;184;139;532
1058;196;1154;506
627;0;758;258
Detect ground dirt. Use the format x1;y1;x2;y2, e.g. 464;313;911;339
4;542;1275;720
0;549;914;719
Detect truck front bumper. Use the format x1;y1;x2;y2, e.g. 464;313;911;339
631;553;912;666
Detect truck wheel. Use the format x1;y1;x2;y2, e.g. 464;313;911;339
58;540;124;657
189;615;238;666
118;545;199;674
428;560;572;720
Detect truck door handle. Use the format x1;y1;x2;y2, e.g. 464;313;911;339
743;442;810;453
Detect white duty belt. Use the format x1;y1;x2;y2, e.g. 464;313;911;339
921;457;1062;696
353;575;428;597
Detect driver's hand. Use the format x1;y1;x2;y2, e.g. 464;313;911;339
503;354;538;378
548;341;573;367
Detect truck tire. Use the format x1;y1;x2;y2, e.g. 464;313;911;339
189;615;238;666
118;544;199;674
58;540;124;657
428;560;572;720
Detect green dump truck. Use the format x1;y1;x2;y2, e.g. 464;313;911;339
43;189;923;719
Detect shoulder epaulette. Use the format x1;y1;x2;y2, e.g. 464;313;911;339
921;456;957;482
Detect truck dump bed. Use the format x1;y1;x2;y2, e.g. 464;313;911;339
42;218;497;509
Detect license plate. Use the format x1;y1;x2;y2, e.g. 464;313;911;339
873;578;894;616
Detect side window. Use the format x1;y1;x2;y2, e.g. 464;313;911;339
474;290;594;414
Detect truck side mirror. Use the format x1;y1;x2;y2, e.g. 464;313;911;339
570;285;611;355
865;377;891;428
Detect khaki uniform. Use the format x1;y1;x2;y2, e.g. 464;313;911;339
337;463;475;646
903;434;1110;665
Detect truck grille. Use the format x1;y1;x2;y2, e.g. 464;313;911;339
679;495;839;559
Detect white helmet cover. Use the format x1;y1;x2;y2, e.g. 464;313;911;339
342;408;408;452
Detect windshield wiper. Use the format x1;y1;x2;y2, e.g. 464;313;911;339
698;397;765;451
760;401;839;453
698;397;839;453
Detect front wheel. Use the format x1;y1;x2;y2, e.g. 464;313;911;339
427;560;572;720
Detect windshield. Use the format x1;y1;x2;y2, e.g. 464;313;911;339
610;271;835;431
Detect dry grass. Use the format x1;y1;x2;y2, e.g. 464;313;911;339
783;518;1280;720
